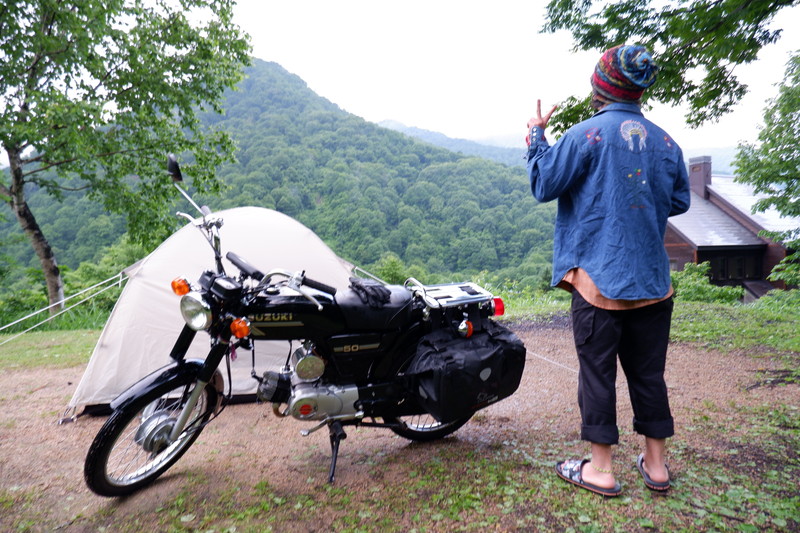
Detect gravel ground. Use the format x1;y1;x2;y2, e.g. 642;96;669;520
0;322;795;531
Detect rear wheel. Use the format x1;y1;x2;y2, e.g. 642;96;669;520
384;344;473;442
84;379;217;497
387;413;472;442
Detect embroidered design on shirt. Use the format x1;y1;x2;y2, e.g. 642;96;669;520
663;135;673;148
625;168;648;209
584;127;602;145
620;120;647;151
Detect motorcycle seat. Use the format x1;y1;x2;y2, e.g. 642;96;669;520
335;285;413;330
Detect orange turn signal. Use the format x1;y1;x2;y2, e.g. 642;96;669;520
230;317;251;339
171;278;191;296
464;320;474;338
458;319;474;338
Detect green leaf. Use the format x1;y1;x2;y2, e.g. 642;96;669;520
0;0;251;308
542;0;793;128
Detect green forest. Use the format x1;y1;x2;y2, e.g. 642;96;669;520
0;59;555;316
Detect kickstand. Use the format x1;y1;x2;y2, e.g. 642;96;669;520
327;421;347;484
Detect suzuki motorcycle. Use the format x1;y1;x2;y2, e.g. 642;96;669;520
84;156;526;497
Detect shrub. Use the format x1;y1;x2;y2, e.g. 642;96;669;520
671;262;744;304
750;288;800;313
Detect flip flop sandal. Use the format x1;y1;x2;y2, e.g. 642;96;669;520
555;459;622;497
636;453;671;491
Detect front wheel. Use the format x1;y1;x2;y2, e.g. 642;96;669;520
84;379;217;497
386;413;472;442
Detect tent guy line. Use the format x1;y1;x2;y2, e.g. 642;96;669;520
528;351;578;375
0;272;127;335
1;205;580;423
62;206;355;420
0;273;127;348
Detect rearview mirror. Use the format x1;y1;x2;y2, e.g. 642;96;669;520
167;154;183;182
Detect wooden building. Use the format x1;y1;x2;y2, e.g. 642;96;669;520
665;156;797;300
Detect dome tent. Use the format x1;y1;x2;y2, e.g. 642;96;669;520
64;206;353;419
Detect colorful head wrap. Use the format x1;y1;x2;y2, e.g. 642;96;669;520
591;45;657;103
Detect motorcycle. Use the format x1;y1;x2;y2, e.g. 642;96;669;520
84;156;526;497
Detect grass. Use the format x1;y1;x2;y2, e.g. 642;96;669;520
0;292;797;531
671;300;800;353
0;329;98;369
81;414;798;532
499;289;800;383
2;289;796;369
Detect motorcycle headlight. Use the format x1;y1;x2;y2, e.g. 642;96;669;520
180;292;213;331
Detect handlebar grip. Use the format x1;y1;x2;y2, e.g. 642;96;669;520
303;276;337;296
226;252;265;281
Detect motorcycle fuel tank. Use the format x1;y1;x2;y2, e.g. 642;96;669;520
244;294;345;340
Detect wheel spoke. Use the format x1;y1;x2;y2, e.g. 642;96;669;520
99;383;211;488
402;414;442;431
388;411;471;442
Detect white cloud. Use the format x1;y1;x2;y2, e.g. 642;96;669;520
234;0;800;151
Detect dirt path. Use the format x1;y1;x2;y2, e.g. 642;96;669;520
0;323;795;531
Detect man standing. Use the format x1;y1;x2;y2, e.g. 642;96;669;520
526;45;691;496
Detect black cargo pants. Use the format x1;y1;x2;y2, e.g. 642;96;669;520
570;291;675;445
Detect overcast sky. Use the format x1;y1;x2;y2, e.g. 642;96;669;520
232;0;800;151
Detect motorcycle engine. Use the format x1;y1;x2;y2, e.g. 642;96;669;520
256;370;291;404
291;342;325;381
286;382;360;421
256;341;326;405
257;363;360;422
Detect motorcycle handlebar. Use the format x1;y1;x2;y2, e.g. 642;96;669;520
225;252;337;296
303;277;337;296
226;252;265;281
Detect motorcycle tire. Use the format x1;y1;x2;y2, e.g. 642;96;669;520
386;413;472;442
84;378;217;497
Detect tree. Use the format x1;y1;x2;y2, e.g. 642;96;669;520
373;252;408;285
0;1;250;312
542;0;798;133
735;52;800;285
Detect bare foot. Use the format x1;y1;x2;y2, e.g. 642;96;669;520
642;458;669;484
581;462;618;490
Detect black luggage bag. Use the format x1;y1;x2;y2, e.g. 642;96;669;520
407;320;526;422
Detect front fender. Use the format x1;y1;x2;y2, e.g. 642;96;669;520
110;359;225;413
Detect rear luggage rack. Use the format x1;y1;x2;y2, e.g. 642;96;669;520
404;278;494;309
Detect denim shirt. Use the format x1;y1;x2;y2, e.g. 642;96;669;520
527;103;691;300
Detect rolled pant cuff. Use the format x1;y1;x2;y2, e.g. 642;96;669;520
633;417;675;439
581;424;619;445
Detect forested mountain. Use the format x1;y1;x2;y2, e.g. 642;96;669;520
1;188;126;270
1;59;555;292
378;121;526;168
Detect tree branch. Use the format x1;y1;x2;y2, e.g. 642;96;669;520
24;158;80;175
27;178;91;192
673;0;792;56
0;182;12;204
663;0;724;18
23;146;153;178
